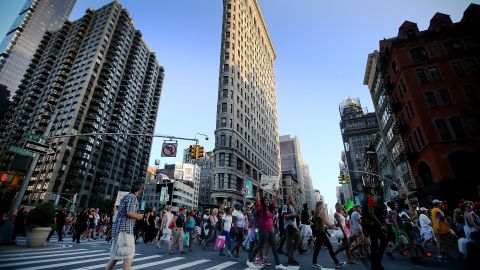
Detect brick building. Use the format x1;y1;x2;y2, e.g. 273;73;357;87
379;4;480;205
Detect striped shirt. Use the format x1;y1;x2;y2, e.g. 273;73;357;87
112;193;138;237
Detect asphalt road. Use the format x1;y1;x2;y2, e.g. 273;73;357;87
0;235;468;270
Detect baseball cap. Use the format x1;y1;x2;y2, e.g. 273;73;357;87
432;199;443;204
420;207;428;212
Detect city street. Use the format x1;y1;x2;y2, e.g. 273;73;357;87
0;235;468;270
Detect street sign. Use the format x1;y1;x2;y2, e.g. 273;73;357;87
23;134;41;143
161;142;177;157
9;146;34;157
24;141;55;156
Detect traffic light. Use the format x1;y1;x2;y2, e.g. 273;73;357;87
338;175;343;184
345;174;351;184
197;145;204;158
189;145;197;159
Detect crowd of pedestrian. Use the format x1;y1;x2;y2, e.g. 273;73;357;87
10;182;480;270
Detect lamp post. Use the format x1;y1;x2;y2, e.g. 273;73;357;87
366;151;407;194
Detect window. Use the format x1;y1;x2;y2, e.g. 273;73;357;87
429;66;442;81
221;103;227;112
229;118;233;128
438;89;453;105
222;89;228;98
219;153;225;166
220;135;226;146
223;76;228;85
463;85;478;102
218;173;224;188
410;47;429;61
464;59;479;74
450;117;467;139
425;92;438;107
451;62;464;76
417;127;425;146
416;69;428;83
220;118;226;127
429;45;444;57
443;39;463;54
223;64;229;72
391;60;398;73
224;53;229;60
435;119;452;140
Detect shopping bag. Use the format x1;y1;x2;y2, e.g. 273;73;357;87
183;231;190;247
215;235;226;249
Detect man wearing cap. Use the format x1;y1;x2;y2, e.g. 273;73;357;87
231;202;246;259
431;199;456;261
419;207;439;257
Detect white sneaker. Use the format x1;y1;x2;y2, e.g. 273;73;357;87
246;260;261;269
275;264;287;270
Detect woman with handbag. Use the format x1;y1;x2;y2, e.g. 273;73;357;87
186;210;196;252
203;208;218;250
218;207;233;256
312;201;345;268
157;205;173;250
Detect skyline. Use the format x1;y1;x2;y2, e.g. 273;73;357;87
0;0;478;209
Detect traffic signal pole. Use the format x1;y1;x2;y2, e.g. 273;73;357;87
12;131;207;213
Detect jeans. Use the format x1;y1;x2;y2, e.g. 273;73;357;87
248;230;281;265
219;230;232;254
313;230;339;264
367;225;388;270
286;225;301;260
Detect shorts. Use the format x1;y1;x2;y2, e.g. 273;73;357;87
247;228;256;242
233;228;245;242
110;232;135;260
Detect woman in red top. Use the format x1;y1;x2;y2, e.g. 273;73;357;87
246;189;286;270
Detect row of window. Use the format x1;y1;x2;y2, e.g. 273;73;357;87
409;39;464;62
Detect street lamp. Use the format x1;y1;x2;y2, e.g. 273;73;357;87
366;151;407;193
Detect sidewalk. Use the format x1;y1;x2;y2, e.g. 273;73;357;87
0;238;68;252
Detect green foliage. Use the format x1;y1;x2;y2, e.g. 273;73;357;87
27;202;55;229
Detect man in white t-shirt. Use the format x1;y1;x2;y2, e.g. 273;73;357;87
231;203;245;258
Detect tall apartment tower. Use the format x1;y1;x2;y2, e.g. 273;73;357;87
212;0;280;205
0;0;76;117
0;2;164;208
363;51;414;197
339;98;379;203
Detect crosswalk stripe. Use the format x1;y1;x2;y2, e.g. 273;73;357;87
71;255;163;270
0;246;68;255
161;259;210;270
287;266;300;270
131;257;185;270
18;255;111;270
204;261;238;270
0;252;109;268
0;250;99;261
0;248;86;258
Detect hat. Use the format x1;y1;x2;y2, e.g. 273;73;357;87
233;202;241;207
420;207;428;212
432;199;443;205
399;212;410;219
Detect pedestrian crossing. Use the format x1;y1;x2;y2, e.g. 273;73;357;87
0;246;302;270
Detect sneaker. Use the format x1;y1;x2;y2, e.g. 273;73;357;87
436;256;448;262
335;262;346;267
275;264;287;270
246;261;261;269
254;258;264;266
227;250;233;257
312;264;322;268
261;257;271;266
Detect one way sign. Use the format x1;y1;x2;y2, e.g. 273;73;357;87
24;141;56;156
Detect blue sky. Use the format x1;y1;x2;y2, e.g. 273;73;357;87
1;0;477;209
